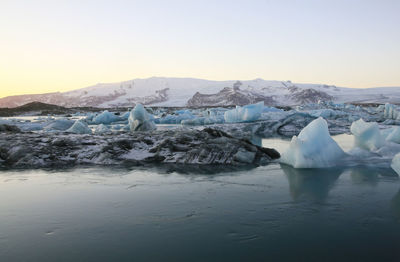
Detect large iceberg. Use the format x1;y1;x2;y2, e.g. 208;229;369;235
391;153;400;175
280;117;346;168
224;102;264;123
128;104;156;132
66;120;92;134
350;119;384;151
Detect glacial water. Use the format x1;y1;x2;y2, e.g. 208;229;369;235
0;163;399;261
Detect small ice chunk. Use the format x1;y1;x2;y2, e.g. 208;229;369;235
350;119;384;151
280;117;346;168
128;104;156;132
391;153;400;175
386;127;400;144
94;124;110;134
66;120;92;134
224;102;264;123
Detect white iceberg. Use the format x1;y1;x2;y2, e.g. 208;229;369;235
128;104;156;132
384;103;399;120
391;153;400;175
280;117;346;168
385;127;400;144
350;119;384;151
66;120;92;134
224;102;264;123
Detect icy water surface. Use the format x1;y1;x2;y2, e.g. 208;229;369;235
1;164;400;262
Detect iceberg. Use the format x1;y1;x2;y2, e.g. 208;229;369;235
280;117;346;168
44;119;74;131
350;119;384;151
391;153;400;175
94;124;110;134
93;110;120;125
128;104;156;132
66;120;92;134
386;127;400;144
384;103;399;120
224;102;264;123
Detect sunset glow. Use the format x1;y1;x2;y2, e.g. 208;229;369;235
1;0;399;98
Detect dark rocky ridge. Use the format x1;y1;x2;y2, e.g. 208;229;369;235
0;128;279;168
187;86;276;107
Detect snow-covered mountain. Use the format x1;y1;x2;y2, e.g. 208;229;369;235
0;77;399;108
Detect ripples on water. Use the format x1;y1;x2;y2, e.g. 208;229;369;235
0;163;400;262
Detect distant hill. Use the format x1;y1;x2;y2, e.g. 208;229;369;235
0;77;399;108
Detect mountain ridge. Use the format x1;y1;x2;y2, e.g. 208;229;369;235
1;77;399;108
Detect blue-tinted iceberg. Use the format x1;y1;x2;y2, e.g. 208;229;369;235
66;120;92;134
224;102;264;123
44;119;74;131
391;153;400;175
280;117;346;168
93;110;120;125
350;119;384;151
128;104;156;132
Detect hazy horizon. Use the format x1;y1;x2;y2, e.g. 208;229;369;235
1;0;399;98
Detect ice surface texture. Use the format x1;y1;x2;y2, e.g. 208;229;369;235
280;117;346;168
350;119;385;151
128;104;156;132
224;102;264;123
391;153;400;175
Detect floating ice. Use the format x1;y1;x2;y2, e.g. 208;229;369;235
94;124;110;134
350;119;384;151
156;112;194;124
384;103;399;120
224;102;264;123
280;117;346;168
44;119;74;131
386;127;400;144
93;110;120;125
66;120;92;134
391;153;400;175
128;104;156;132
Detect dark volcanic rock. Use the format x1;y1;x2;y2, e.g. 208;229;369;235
288;88;333;104
187;87;275;107
0;128;279;168
0;124;21;132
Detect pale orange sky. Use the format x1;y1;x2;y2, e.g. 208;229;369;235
1;0;399;98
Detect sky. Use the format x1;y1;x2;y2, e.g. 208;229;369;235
0;0;399;98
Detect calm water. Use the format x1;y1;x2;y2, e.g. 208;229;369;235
0;164;399;262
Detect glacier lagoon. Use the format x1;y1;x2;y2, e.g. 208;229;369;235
1;103;400;261
0;162;400;261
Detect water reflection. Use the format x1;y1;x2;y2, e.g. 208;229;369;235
281;164;342;202
350;167;398;186
391;189;400;221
